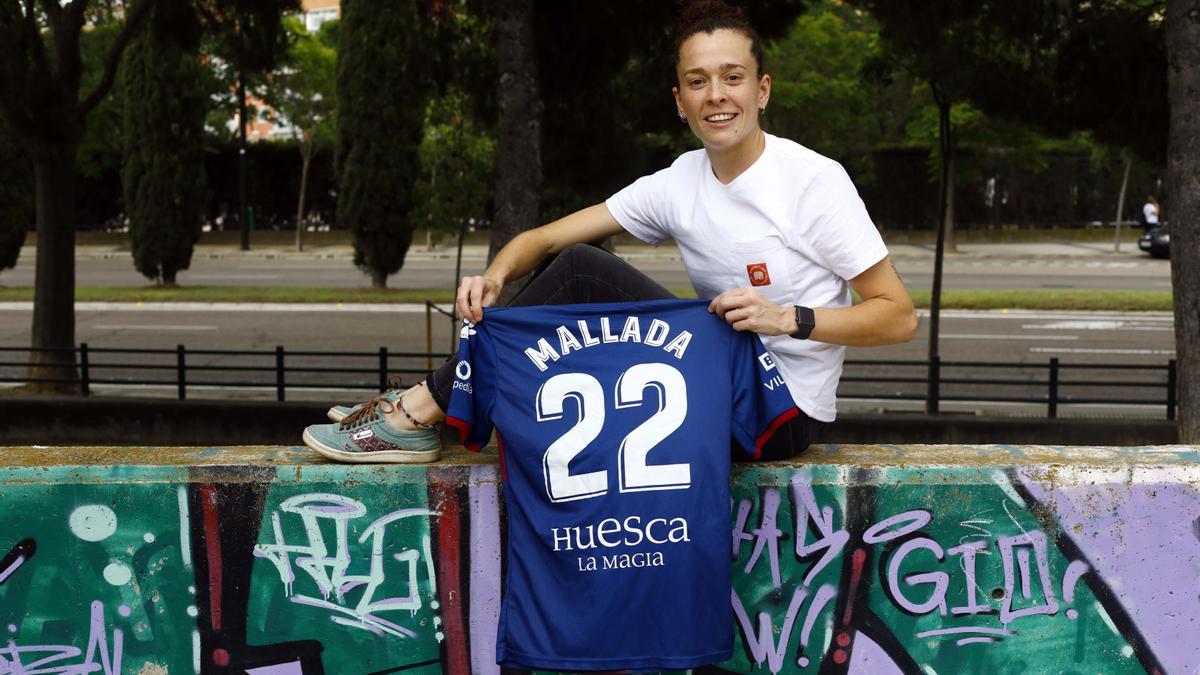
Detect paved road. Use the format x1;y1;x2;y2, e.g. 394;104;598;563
0;302;1175;418
0;240;1174;291
0;241;1175;416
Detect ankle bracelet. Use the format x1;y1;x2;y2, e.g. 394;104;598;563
398;384;438;430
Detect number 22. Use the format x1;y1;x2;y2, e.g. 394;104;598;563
536;363;689;503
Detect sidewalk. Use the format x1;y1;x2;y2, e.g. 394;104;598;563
30;237;1158;263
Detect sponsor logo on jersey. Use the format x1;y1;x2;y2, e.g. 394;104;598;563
758;352;777;371
456;360;472;380
460;321;478;340
746;262;771;286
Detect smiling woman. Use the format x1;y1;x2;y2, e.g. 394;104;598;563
301;0;918;465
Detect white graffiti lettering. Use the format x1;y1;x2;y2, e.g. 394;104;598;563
253;493;439;640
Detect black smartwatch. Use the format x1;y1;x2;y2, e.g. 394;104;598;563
790;305;815;340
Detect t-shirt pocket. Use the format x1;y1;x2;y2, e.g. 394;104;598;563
729;237;797;306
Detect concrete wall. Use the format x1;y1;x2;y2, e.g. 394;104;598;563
0;444;1196;674
0;396;1179;446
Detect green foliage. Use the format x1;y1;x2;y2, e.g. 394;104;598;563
0;128;31;271
337;0;439;286
765;2;884;170
411;91;496;238
78;20;125;180
197;0;299;143
121;2;208;285
856;0;1167;163
266;17;336;149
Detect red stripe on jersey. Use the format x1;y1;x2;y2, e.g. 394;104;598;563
444;416;482;452
496;431;508;482
754;407;800;459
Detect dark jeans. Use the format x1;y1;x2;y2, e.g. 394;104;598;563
427;243;810;460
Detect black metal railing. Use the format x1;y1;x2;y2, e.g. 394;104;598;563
1;346;1178;419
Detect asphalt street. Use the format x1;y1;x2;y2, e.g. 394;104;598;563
0;240;1175;292
0;241;1177;416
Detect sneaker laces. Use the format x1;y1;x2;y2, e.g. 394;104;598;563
339;396;395;430
339;378;403;430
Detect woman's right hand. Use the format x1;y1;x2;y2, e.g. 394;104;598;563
455;275;503;323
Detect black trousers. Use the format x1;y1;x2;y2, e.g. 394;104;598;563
426;244;811;460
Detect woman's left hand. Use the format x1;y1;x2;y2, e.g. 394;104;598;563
708;288;794;336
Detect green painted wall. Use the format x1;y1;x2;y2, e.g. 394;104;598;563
0;445;1196;674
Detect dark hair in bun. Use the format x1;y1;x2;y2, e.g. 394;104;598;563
673;1;764;78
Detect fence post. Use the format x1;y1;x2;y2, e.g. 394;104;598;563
1167;359;1177;421
1048;357;1059;418
926;355;940;414
79;343;90;397
379;347;389;392
426;301;434;371
275;345;286;402
176;345;187;400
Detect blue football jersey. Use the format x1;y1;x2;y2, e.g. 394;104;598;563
445;299;798;671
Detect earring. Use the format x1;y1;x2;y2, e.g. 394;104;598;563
759;107;766;115
679;112;687;122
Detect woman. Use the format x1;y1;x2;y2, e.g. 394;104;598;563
1143;195;1160;230
303;0;918;464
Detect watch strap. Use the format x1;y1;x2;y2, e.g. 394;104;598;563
791;305;815;340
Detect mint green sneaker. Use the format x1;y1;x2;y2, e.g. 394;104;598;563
327;389;401;423
304;397;441;464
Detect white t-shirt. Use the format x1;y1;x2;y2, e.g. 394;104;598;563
606;133;889;422
1143;202;1159;225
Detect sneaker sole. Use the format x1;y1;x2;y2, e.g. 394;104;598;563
302;428;441;464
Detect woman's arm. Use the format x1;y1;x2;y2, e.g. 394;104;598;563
456;203;627;321
707;256;918;346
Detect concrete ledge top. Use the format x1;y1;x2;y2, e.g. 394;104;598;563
1;443;1197;469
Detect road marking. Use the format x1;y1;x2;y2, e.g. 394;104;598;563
94;324;218;331
943;333;1078;341
917;309;1174;321
1022;320;1171;332
1029;347;1176;356
186;274;282;280
0;302;438;313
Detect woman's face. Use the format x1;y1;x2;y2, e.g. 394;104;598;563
673;29;771;154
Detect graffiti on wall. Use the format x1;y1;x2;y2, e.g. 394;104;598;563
0;448;1197;674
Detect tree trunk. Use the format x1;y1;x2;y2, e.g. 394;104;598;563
926;95;953;414
371;267;387;289
28;143;80;393
296;142;312;252
1113;153;1132;253
238;73;251;252
491;0;543;302
1166;0;1200;443
941;102;958;254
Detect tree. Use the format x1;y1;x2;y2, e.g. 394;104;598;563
0;127;31;274
337;0;439;288
412;90;496;241
489;0;541;287
765;1;884;172
122;1;208;286
1165;0;1199;441
266;17;336;252
195;0;298;250
0;0;154;392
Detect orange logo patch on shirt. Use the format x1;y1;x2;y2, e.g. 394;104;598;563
746;262;771;287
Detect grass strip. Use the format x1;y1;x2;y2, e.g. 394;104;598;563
0;286;1174;312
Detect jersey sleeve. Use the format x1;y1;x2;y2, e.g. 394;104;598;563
444;319;497;452
730;334;801;459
